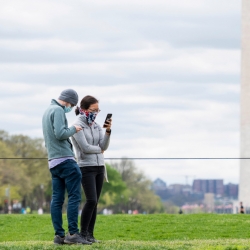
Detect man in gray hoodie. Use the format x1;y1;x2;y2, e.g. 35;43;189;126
42;89;91;245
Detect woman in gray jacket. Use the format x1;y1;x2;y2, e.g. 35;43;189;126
71;95;112;243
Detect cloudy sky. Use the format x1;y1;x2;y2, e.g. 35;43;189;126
0;0;241;185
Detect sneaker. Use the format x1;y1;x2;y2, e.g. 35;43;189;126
64;233;92;245
80;231;93;244
54;235;65;245
87;232;101;243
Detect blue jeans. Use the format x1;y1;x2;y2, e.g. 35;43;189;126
50;159;82;236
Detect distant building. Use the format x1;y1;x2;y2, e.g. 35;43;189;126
152;178;167;190
204;193;215;213
216;180;224;196
193;179;202;193
152;178;169;201
224;183;238;199
182;185;192;196
192;179;224;196
168;184;183;195
167;184;192;195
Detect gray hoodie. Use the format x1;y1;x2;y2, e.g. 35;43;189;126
71;115;110;168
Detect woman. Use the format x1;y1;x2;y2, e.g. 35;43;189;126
71;95;112;243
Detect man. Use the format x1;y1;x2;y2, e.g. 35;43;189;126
42;89;91;245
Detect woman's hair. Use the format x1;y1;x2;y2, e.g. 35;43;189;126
75;95;99;116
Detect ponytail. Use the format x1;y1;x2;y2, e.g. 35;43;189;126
75;106;80;116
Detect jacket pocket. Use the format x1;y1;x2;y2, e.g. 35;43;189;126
80;152;97;165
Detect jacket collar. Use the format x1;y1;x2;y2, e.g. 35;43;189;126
51;99;65;110
78;115;97;128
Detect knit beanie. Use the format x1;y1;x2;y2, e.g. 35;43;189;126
58;89;78;106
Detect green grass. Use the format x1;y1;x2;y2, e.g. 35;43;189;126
1;214;250;249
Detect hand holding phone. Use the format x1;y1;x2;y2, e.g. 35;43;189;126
103;113;112;128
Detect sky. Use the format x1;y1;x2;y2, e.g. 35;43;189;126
0;0;241;185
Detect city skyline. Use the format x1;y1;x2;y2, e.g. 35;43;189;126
153;177;239;187
153;177;238;199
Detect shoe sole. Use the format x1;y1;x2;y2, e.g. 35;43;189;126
64;240;91;245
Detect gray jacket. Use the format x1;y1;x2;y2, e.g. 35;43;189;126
71;115;110;168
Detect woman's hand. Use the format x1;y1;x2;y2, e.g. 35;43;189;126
105;118;112;132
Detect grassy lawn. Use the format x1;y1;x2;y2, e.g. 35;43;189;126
0;214;250;249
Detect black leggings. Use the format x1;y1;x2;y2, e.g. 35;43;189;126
80;166;104;233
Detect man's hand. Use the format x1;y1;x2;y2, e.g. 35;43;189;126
74;125;82;132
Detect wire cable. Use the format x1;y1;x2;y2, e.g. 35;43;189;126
0;157;248;160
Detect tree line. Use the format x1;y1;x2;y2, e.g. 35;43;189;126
0;130;163;214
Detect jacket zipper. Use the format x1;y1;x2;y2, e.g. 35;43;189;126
90;126;99;166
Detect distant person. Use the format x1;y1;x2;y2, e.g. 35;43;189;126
178;208;183;214
38;207;43;215
42;89;91;245
26;206;31;214
133;210;138;214
240;202;245;214
71;95;112;243
8;205;12;214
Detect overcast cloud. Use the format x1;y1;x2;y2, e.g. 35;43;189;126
0;0;241;185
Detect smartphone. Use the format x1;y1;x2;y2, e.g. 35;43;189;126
103;113;112;128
